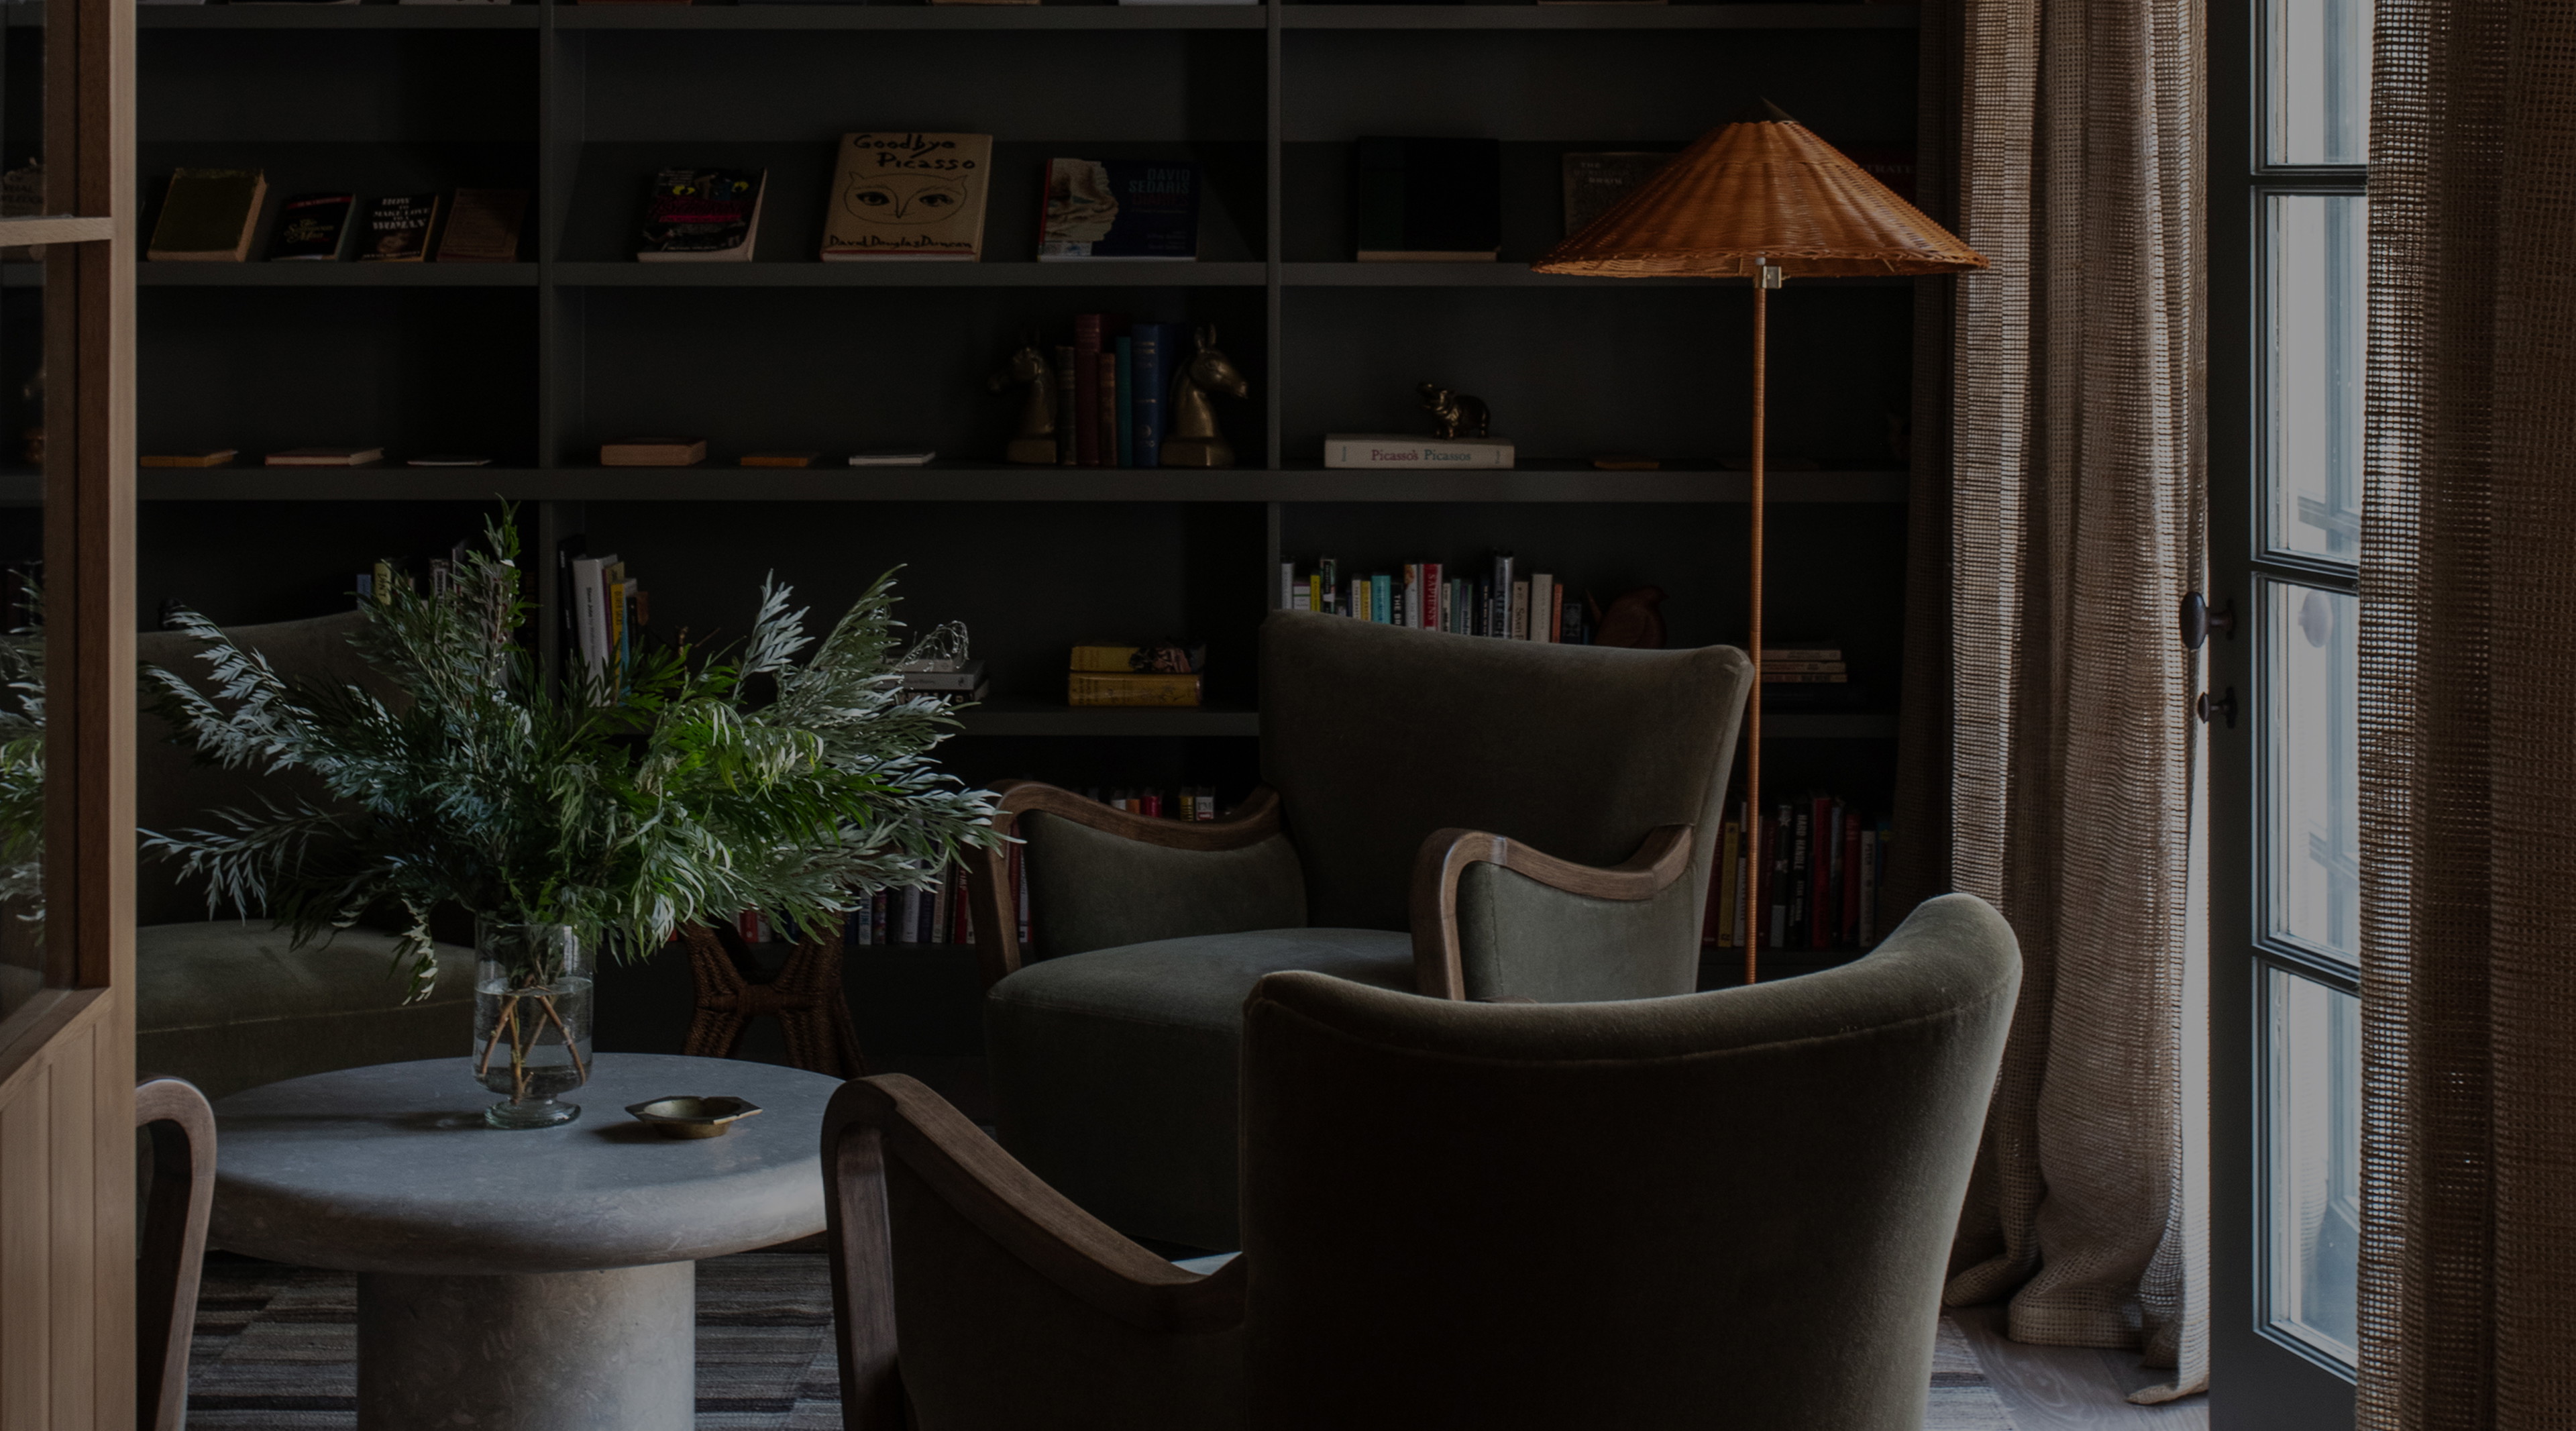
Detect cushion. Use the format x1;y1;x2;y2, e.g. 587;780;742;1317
136;920;475;1100
985;927;1413;1251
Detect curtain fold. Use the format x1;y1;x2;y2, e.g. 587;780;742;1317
2357;0;2576;1425
1927;0;2208;1399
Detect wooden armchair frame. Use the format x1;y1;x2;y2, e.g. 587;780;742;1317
823;1073;1248;1431
963;778;1699;1001
136;1075;217;1431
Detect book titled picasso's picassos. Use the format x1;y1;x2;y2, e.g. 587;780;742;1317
820;132;992;260
1322;434;1515;469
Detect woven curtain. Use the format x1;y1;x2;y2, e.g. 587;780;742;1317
2357;0;2576;1425
1919;0;2209;1400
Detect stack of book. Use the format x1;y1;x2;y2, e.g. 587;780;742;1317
1280;553;1593;644
559;546;648;697
1067;643;1201;708
1018;315;1197;469
897;656;988;703
145;171;527;264
1762;644;1848;684
1706;796;1891;953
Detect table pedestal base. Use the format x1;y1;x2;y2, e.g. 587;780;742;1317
356;1263;694;1431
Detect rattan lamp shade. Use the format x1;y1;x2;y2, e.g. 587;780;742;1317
1534;103;1984;277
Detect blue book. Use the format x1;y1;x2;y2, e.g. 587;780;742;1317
1132;324;1170;468
1114;336;1135;467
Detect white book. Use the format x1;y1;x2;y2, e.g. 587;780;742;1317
1510;580;1530;639
570;555;612;678
1322;434;1515;470
1531;572;1554;642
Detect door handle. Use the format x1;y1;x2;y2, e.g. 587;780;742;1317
2196;686;2238;728
2180;592;2237;651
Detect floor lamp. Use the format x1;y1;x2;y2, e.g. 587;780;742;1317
1534;101;1984;986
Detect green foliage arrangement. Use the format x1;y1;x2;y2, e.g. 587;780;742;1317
143;511;1000;1001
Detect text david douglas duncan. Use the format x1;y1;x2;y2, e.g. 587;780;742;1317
1373;447;1480;462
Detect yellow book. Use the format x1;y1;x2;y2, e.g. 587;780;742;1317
1068;672;1200;708
1069;645;1140;673
820;132;994;260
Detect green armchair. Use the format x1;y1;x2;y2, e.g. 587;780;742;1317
135;612;475;1098
963;611;1754;1251
824;894;2023;1430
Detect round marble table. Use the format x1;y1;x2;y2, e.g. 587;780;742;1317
209;1053;843;1431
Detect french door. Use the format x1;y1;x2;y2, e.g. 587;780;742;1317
2209;0;2367;1421
0;0;136;1418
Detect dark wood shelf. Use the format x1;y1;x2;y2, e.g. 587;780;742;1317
953;700;1259;737
549;260;1266;288
1280;3;1918;28
1280;262;1915;288
140;263;541;286
556;3;1265;28
138;4;541;28
111;466;1909;502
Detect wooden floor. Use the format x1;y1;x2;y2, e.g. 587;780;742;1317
1953;1306;2212;1431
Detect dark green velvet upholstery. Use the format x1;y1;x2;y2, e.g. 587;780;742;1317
1238;893;2021;1430
867;894;2020;1431
1017;813;1306;961
133;613;474;1096
987;613;1754;1251
988;929;1411;1246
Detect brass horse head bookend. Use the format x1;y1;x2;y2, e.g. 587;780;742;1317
1161;325;1247;469
987;331;1057;466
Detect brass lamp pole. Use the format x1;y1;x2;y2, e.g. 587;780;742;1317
1535;102;1984;985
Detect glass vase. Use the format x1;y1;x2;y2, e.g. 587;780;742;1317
472;919;594;1130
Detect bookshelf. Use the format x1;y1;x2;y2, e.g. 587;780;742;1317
97;0;1923;1039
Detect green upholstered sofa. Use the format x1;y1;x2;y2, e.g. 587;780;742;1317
824;893;2023;1430
134;612;474;1099
963;611;1756;1251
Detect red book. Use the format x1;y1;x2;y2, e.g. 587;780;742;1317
1810;796;1833;951
1841;810;1864;944
1074;313;1104;467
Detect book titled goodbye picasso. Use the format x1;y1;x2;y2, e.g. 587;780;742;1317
820;133;992;260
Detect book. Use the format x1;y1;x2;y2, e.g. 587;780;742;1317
149;169;267;262
638;170;763;262
1132;325;1168;469
142;449;237;468
1053;345;1079;468
1097;351;1120;469
741;452;818;468
820;133;993;261
357;194;443;262
265;447;382;466
436;188;527;263
405;455;491;467
1841;807;1864;945
1114;337;1135;466
600;437;706;466
1069;645;1140;672
267;193;354;261
1354;137;1500;262
1561;152;1672;236
1322;434;1515;470
1037;158;1201;261
1069;672;1200;707
1763;672;1851;684
898;659;986;693
570;555;610;678
848;447;936;466
1073;315;1103;467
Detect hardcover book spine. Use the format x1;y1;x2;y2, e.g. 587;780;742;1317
1132;330;1165;469
1097;352;1120;468
1424;562;1442;630
1531;573;1554;642
1768;803;1792;949
1319;558;1338;615
1788;806;1811;949
1054;346;1079;468
1074;314;1104;467
1511;580;1530;640
1812;797;1835;951
1114;337;1135;467
1841;808;1864;945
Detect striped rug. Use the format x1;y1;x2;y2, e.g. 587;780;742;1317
188;1252;2017;1430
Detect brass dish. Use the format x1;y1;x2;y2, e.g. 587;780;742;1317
625;1096;763;1140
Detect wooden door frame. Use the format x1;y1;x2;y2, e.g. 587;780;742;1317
0;0;134;1414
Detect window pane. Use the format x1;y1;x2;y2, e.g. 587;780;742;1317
2265;580;2358;961
2269;0;2371;164
2265;968;2361;1367
2265;194;2365;564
